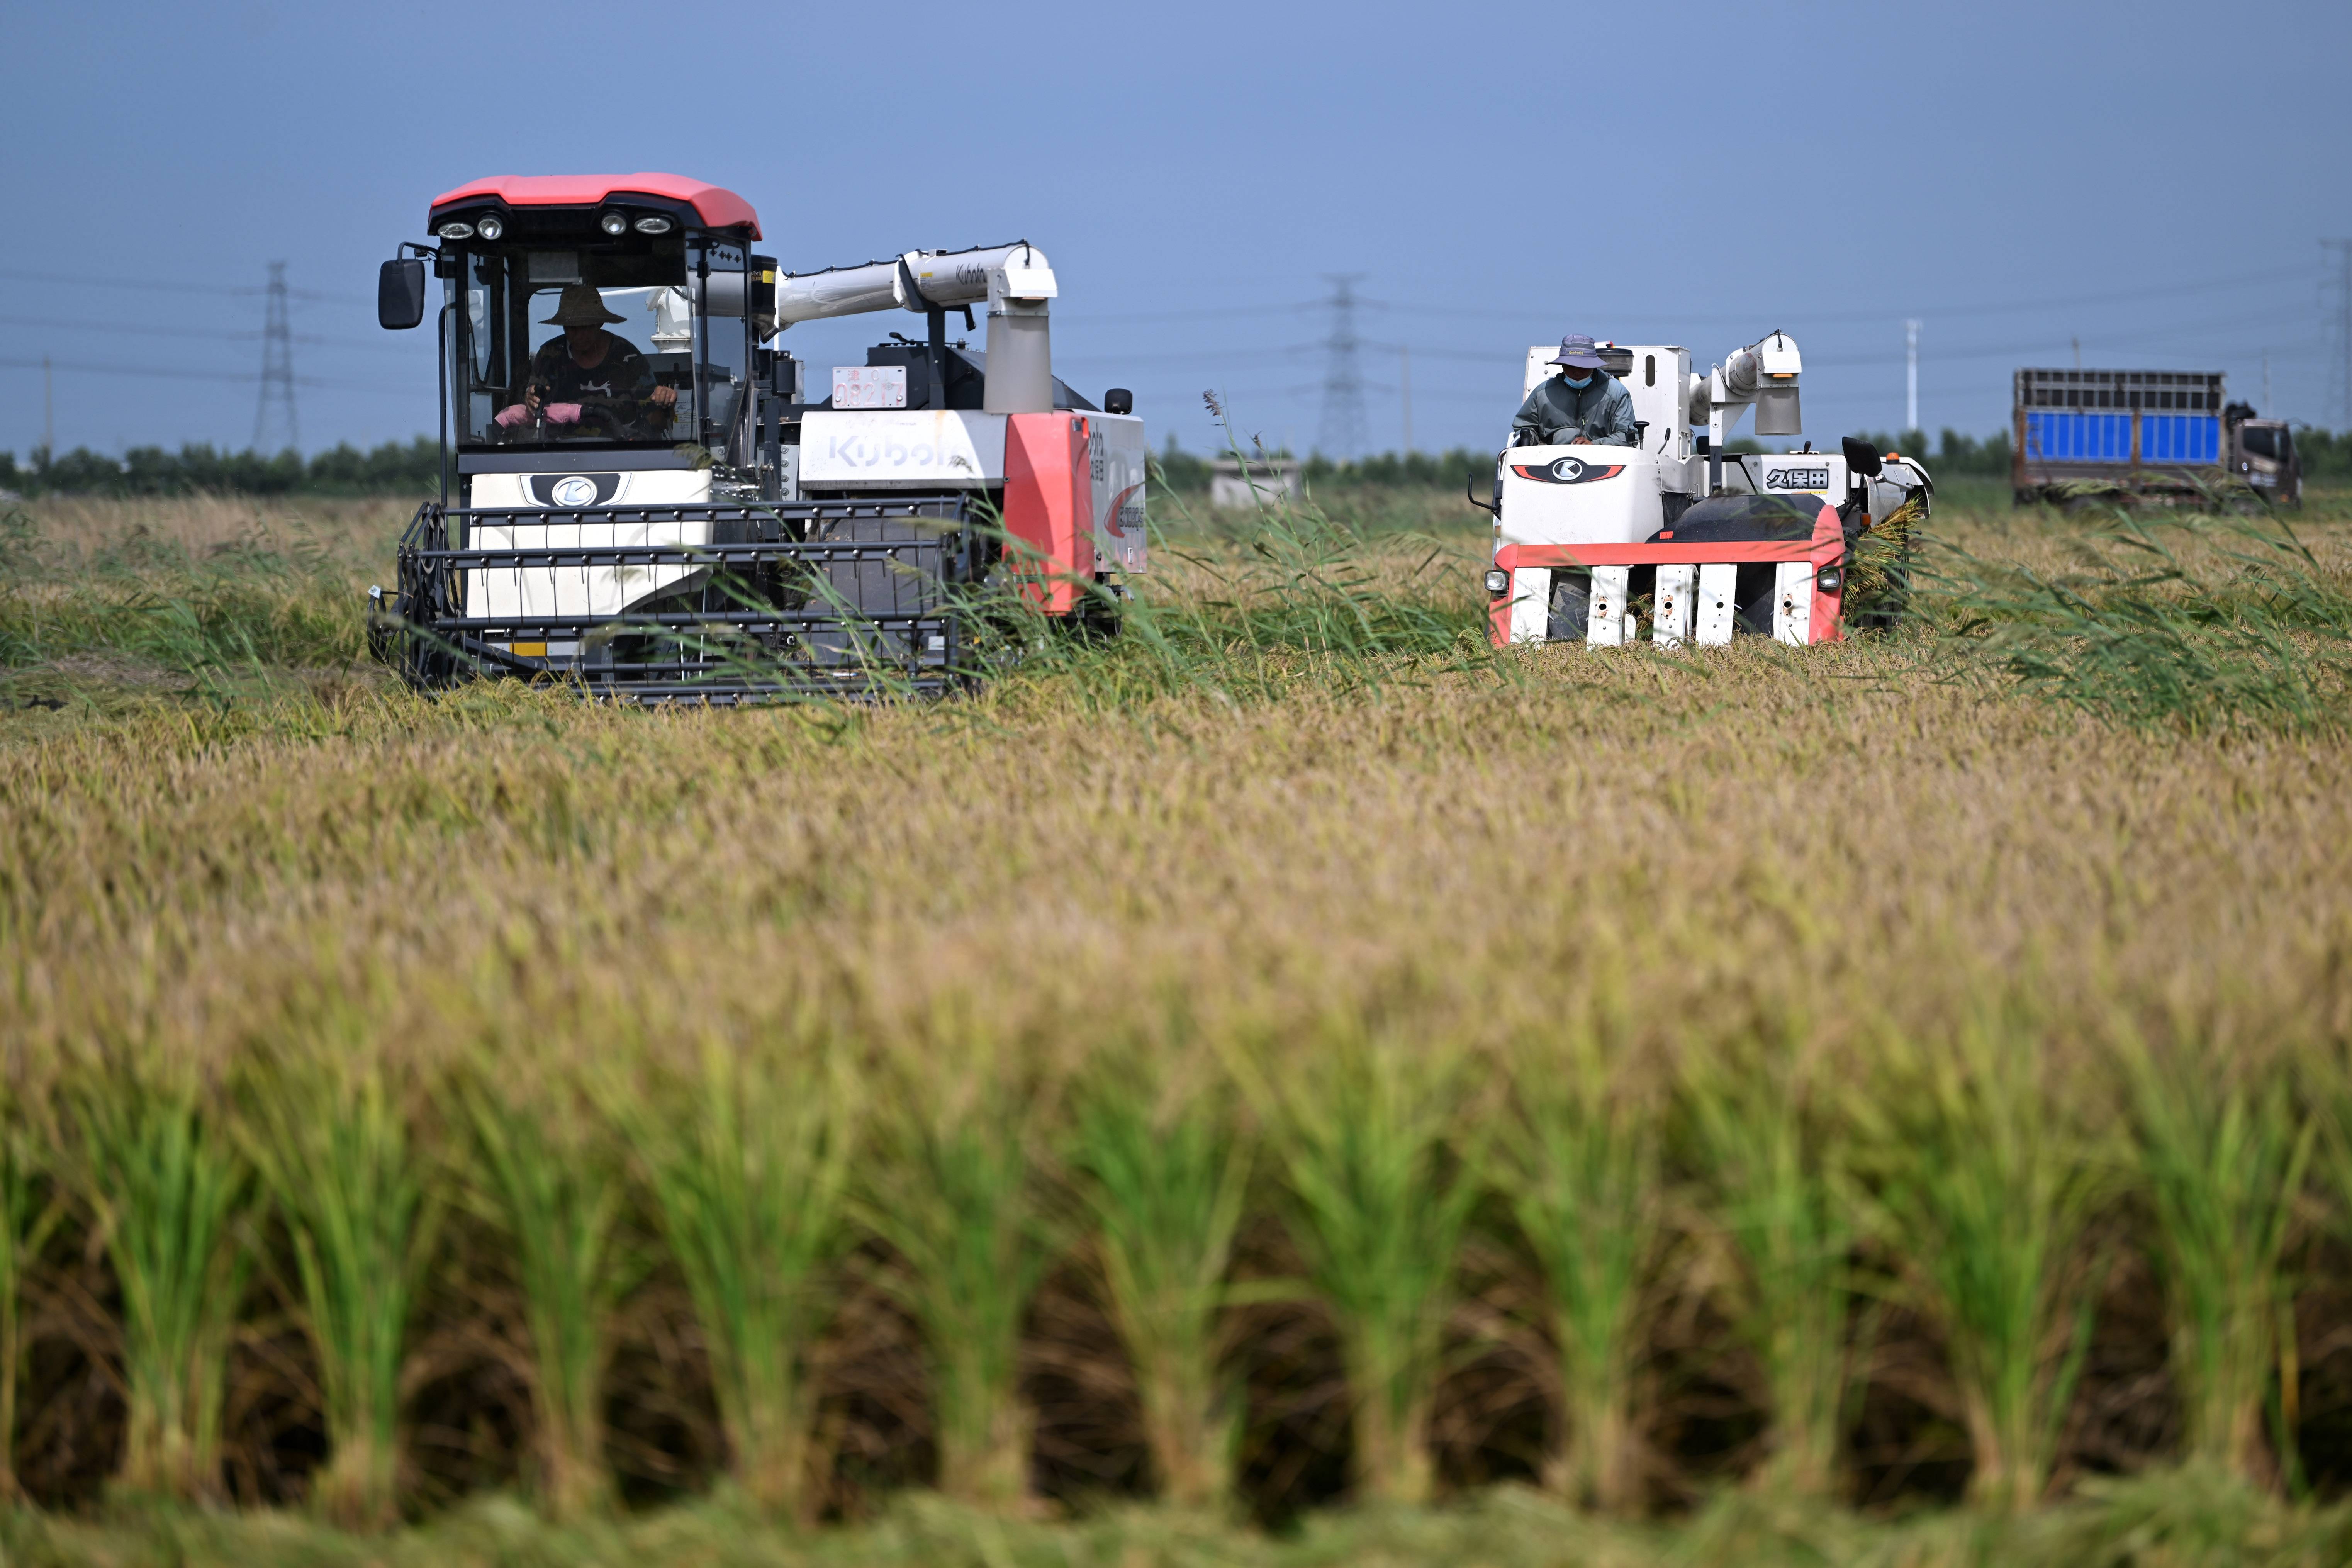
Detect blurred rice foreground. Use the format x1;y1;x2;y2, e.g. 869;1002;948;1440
4;474;2352;1565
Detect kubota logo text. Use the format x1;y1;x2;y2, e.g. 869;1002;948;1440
823;435;974;472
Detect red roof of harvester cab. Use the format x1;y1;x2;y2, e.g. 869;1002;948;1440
428;173;760;239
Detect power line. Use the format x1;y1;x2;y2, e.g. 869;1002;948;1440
0;266;371;306
1081;263;2314;338
0;314;400;351
1316;275;1369;461
0;355;393;392
253;262;298;452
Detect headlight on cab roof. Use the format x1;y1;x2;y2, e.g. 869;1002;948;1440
634;215;673;234
476;214;505;241
435;220;474;241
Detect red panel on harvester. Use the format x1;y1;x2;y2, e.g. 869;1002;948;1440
1002;414;1095;614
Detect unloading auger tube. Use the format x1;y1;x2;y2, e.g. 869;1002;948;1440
1483;329;1932;651
365;171;1146;704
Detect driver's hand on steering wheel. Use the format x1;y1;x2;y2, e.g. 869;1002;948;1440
1569;435;1593;445
650;385;677;408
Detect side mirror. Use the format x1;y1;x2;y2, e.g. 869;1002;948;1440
1104;387;1134;415
378;258;428;331
1840;434;1884;478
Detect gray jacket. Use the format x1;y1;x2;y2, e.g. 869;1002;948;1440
1512;372;1638;447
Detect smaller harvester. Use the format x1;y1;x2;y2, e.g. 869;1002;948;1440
1479;334;1931;648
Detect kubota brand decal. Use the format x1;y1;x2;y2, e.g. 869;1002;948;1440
1511;457;1626;484
821;433;978;473
1764;466;1831;491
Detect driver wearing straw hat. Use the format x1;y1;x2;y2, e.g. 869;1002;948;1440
1511;334;1637;447
494;283;678;436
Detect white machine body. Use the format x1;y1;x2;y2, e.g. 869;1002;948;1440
1714;450;1934;521
1492;331;1931;652
795;407;1147;575
1498;447;1671;546
801;409;1007;491
773;243;1053;328
770;239;1143;574
1498;341;1697;550
464;465;714;652
1089;413;1149;575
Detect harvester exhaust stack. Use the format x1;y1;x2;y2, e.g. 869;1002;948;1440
982;249;1057;414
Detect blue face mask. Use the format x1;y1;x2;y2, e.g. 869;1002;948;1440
1562;373;1592;390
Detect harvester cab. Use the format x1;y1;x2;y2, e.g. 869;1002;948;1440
1482;334;1931;649
370;172;1145;701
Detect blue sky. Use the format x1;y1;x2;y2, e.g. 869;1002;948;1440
3;0;2347;462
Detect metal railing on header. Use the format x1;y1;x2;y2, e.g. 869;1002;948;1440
375;496;990;704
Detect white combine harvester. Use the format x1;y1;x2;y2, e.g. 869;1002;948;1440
1478;334;1931;648
371;172;1146;701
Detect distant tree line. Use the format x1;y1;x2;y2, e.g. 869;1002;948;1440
2291;426;2352;478
0;438;440;498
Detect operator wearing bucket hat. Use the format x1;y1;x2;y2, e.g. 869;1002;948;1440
1511;334;1637;448
494;283;677;437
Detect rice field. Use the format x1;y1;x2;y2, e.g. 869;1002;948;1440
4;475;2352;1565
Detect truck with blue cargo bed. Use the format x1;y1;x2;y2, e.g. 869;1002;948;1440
2011;366;2299;506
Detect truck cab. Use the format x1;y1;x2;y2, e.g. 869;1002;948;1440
2226;405;2302;505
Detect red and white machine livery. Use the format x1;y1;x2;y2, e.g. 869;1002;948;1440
1481;334;1930;648
372;172;1143;700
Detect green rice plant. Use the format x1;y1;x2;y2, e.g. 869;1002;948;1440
1064;1042;1250;1508
64;1061;252;1502
2118;1036;2310;1483
455;1069;645;1521
1845;1025;2112;1514
0;520;361;677
240;1052;441;1531
856;1039;1058;1509
2294;1039;2352;1485
599;1039;854;1520
1678;1039;1857;1499
1490;1029;1660;1514
1934;506;2352;735
952;414;1484;714
0;1105;56;1505
1227;1027;1476;1506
